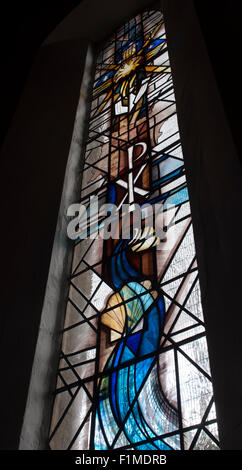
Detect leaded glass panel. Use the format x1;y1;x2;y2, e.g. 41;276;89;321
49;9;219;451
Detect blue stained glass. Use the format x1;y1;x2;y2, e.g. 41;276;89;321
111;372;119;422
114;342;124;368
126;283;153;314
117;364;148;443
151;154;168;166
94;410;109;450
120;345;135;364
135;357;154;391
107;183;116;204
136;39;143;53
166;186;189;206
110;243;130;289
148;183;189;207
126;332;142;355
110;344;124;423
115;40;132;63
94;70;115;89
138;307;161;356
145;38;165;52
159;156;184;176
135;440;171;450
152;167;183;187
158;298;165;323
128;365;157;440
99;398;119;446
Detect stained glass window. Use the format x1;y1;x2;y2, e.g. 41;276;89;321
49;9;220;450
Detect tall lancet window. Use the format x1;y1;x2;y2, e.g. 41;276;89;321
49;10;219;450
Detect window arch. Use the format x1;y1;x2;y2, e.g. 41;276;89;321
48;9;219;450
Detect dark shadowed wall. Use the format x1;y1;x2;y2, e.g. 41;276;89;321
0;37;88;448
